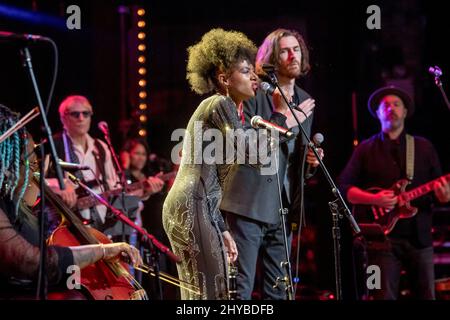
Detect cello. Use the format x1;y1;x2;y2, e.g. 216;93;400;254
33;174;148;300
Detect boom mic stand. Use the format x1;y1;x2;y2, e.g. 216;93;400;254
429;65;450;111
99;123;129;243
264;67;361;300
66;172;180;299
19;43;65;300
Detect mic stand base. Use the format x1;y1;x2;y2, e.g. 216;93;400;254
143;236;163;300
329;199;343;300
272;152;295;300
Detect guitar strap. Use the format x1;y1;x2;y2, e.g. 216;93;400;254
406;134;415;182
62;131;106;227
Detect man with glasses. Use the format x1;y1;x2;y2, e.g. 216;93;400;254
46;95;163;238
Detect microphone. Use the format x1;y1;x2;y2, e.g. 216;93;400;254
260;81;306;113
261;63;276;74
250;115;295;139
429;65;442;77
58;160;90;172
0;31;50;42
98;121;109;136
305;133;324;179
260;81;276;95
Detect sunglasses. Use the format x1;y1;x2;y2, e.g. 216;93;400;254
65;111;93;119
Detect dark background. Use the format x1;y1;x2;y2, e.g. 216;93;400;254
1;0;449;299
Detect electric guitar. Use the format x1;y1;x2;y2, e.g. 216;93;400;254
76;171;176;210
352;173;450;235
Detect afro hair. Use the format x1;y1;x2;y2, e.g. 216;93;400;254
186;28;257;95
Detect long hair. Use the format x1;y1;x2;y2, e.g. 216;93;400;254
256;28;310;77
0;104;30;216
122;138;150;156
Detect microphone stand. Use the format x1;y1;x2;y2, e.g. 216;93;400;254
66;172;181;264
266;71;361;300
141;232;164;300
100;126;128;243
19;45;65;300
271;145;295;300
431;68;450;111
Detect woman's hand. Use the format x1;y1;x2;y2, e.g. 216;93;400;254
103;242;143;267
222;231;238;263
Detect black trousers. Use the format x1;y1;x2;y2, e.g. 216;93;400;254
225;212;292;300
369;238;435;300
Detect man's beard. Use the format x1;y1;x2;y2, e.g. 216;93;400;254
278;62;301;79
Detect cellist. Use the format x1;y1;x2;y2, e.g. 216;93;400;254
0;104;142;298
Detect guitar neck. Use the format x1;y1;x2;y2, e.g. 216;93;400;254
404;173;450;201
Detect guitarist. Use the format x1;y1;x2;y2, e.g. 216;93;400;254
45;95;164;239
338;86;450;299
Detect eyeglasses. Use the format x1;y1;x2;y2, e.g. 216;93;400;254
65;111;93;119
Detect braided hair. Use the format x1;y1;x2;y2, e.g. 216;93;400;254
0;104;30;216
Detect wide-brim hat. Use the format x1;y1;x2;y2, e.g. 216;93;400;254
368;86;414;118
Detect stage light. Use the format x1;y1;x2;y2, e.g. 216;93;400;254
139;103;147;110
139;129;147;137
139;79;146;87
139;115;147;122
138;32;146;40
137;9;145;16
137;20;146;28
138;67;146;75
138;55;146;63
139;91;147;99
138;44;146;51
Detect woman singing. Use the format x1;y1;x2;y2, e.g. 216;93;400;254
162;28;259;299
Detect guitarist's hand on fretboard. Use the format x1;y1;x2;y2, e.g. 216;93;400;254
434;178;450;203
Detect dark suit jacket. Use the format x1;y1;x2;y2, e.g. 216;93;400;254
220;85;313;224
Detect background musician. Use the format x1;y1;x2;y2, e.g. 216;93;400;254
338;86;450;299
45;95;163;242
